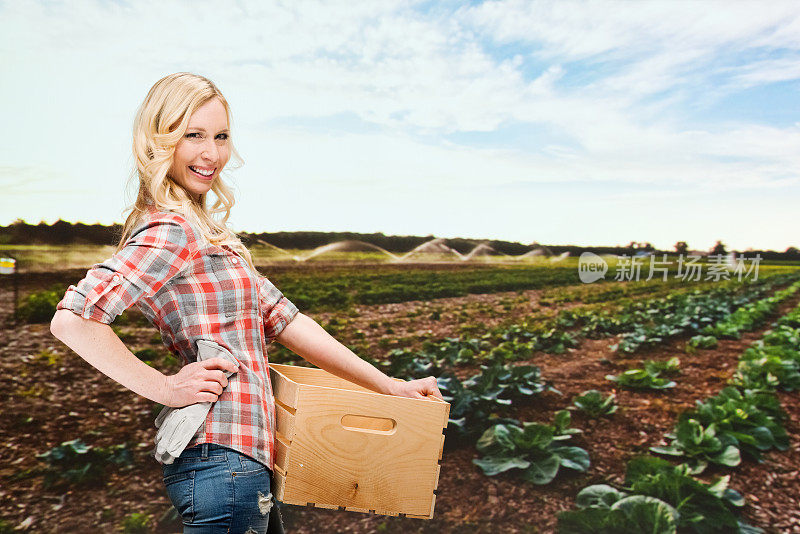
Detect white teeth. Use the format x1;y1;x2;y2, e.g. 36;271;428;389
190;166;214;176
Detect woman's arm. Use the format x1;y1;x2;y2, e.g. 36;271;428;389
275;312;443;400
50;309;238;407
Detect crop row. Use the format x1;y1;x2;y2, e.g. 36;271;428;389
278;263;798;313
345;274;800;439
603;279;800;391
13;264;590;324
274;265;583;310
557;294;800;532
368;272;800;384
559;272;800;352
462;280;800;498
13;264;585;323
651;296;800;472
539;275;718;307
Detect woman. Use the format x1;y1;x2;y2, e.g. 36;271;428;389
49;72;443;533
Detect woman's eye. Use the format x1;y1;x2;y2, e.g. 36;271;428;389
216;133;229;140
186;132;201;139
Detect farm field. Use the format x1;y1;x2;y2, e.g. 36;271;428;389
2;260;800;533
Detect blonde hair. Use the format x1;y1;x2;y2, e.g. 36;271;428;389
117;72;258;273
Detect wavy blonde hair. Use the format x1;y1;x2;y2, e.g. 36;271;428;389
117;72;258;273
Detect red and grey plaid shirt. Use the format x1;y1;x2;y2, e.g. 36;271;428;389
56;206;298;471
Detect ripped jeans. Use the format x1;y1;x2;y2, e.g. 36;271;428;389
162;443;278;533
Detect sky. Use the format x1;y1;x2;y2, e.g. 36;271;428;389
1;0;799;252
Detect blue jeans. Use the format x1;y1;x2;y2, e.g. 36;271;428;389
161;443;275;533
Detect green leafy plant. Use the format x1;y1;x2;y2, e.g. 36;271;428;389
559;491;678;533
776;307;800;328
558;456;761;534
534;328;579;354
121;513;153;534
623;457;754;532
36;439;134;487
35;349;62;366
439;362;558;438
472;410;589;485
0;518;16;534
606;368;676;390
572;390;618;418
688;335;718;350
732;333;800;392
15;285;64;323
684;387;788;462
133;348;163;361
650;418;740;474
438;374;516;438
644;357;680;376
702;288;796;340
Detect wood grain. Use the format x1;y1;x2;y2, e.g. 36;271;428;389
269;363;448;518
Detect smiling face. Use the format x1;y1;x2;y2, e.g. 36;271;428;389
170;97;231;202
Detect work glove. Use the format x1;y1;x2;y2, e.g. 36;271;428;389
153;339;239;465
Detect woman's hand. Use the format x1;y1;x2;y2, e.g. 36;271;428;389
162;358;239;407
388;376;444;400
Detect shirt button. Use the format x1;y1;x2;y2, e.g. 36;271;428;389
232;258;239;264
113;274;122;281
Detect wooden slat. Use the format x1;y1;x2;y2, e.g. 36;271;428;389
270;366;299;409
274;401;296;442
272;466;286;501
274;435;290;474
403;494;435;520
374;509;400;517
270;364;375;393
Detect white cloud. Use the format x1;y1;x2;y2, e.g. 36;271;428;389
0;0;798;250
727;57;800;88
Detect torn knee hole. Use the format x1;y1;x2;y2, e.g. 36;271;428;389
257;491;273;515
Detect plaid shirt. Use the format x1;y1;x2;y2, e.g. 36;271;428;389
56;206;299;470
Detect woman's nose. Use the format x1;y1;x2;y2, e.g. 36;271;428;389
201;140;219;163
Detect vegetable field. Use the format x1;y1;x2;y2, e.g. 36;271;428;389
2;260;800;533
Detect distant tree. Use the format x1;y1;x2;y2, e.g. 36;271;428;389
674;241;688;255
711;240;727;256
786;246;800;259
51;219;72;243
625;241;654;252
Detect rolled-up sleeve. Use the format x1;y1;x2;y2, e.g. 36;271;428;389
257;275;299;343
56;215;198;325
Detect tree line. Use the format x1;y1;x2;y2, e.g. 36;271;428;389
1;219;798;260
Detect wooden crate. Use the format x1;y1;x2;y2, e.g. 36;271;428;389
269;363;449;519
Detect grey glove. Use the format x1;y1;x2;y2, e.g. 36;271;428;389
153;340;239;465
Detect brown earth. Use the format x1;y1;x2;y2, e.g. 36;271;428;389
276;290;800;534
0;273;798;533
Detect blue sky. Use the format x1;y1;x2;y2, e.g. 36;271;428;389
1;0;799;251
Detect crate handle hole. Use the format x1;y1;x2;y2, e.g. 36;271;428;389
340;414;397;435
